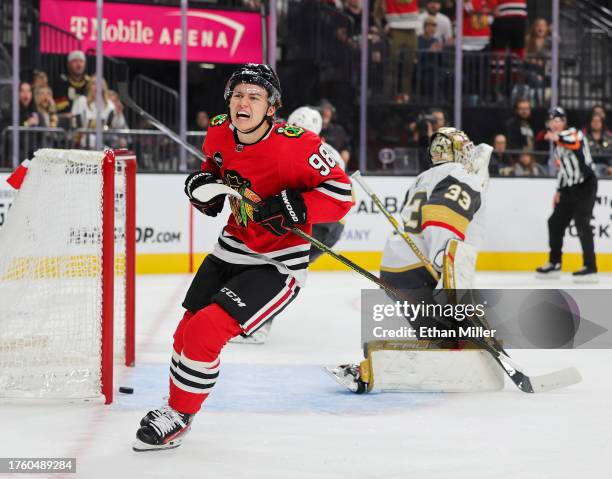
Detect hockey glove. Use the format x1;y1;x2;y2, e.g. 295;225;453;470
253;189;307;236
184;171;225;217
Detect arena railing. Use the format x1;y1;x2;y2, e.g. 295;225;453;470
2;127;610;178
0;126;205;172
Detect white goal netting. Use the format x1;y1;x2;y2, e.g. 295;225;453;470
0;149;128;400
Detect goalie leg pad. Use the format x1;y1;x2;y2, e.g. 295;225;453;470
441;239;477;289
364;340;504;393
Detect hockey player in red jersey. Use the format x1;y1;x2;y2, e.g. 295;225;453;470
133;64;353;451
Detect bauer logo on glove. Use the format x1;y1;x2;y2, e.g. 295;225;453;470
253;189;307;236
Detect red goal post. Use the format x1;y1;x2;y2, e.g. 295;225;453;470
0;148;136;404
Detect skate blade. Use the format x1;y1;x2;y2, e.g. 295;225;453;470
573;274;599;284
324;366;362;393
132;437;183;452
535;271;561;279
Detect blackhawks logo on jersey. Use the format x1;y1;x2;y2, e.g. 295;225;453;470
210;114;228;127
276;124;305;138
224;170;261;227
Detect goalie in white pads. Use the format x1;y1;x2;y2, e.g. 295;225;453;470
327;127;504;393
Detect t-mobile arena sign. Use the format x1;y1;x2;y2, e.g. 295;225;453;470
39;0;263;63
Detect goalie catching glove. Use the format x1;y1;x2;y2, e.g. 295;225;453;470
184;171;225;217
253;189;307;236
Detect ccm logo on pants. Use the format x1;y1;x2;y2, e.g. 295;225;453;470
221;287;247;307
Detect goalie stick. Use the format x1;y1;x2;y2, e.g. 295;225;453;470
349;172;582;393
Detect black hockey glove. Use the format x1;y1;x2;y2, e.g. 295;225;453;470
184;171;225;217
253;189;307;236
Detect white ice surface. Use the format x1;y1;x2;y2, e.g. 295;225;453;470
1;271;611;479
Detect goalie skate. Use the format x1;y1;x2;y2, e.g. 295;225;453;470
324;364;367;394
133;405;194;452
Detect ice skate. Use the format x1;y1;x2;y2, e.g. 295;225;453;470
535;262;561;279
572;266;598;284
324;364;368;394
133;405;194;452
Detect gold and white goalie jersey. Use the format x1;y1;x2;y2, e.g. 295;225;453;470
380;162;486;288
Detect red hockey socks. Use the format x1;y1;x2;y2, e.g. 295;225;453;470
168;304;242;414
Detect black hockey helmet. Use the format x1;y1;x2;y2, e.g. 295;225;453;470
223;63;282;108
548;106;567;120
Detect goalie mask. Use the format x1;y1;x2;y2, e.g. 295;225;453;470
429;127;475;170
287;106;323;135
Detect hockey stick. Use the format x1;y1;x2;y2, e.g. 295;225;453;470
192;183;392;289
119;83;384;284
351;171;440;282
119;87;581;392
117;82;206;161
352;171;511;357
349;172;582;393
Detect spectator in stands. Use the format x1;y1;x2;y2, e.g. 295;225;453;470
513;151;546;176
417;1;453;45
319;98;351;167
462;0;495;52
404;110;437;171
440;0;456;21
107;90;128;130
34;86;58;128
32;71;49;93
374;0;420;104
336;0;387;88
589;104;609;129
107;89;129;149
430;108;447;132
514;152;546;176
192;110;210;132
71;77;115;148
416;16;443;99
19;82;40;127
505;98;534;152
418;16;443;52
585;113;612;177
524;18;551;105
490;133;514;176
490;0;528;97
525;18;551;58
53;50;90;128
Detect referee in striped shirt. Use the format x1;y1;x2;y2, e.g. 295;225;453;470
536;107;598;282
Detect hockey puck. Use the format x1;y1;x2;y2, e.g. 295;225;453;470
119;386;134;394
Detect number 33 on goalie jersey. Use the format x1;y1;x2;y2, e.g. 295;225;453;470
381;162;486;287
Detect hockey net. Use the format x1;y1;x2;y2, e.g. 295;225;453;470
0;149;136;404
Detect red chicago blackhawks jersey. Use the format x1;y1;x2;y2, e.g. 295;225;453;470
200;113;353;285
493;0;527;19
463;0;496;51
